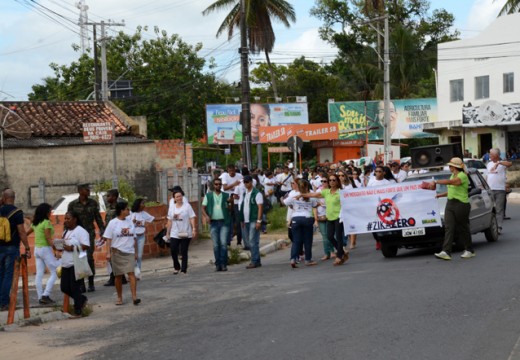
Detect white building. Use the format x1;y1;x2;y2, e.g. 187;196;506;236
425;13;520;158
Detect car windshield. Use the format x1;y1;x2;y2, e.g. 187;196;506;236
403;173;451;194
465;160;486;169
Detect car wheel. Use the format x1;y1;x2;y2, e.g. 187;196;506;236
381;243;398;258
484;213;499;242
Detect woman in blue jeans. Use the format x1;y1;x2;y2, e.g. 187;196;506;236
129;198;155;278
283;179;319;268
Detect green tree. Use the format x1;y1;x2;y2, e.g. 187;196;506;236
202;0;296;98
28;26;230;140
496;0;520;15
310;0;459;100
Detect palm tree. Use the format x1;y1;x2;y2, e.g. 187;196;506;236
495;0;520;15
202;0;296;98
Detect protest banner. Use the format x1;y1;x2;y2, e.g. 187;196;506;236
339;181;441;235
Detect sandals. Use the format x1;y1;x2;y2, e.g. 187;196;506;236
321;255;330;261
115;299;123;306
133;299;141;306
333;253;349;266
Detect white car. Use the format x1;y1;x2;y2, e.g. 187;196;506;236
51;192;108;216
464;158;488;178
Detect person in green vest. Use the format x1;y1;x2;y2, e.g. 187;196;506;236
238;175;264;269
428;157;474;260
202;178;233;272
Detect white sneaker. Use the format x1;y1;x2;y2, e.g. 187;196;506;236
434;251;451;260
460;250;475;259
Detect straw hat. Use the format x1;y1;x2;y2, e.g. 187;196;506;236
447;157;464;169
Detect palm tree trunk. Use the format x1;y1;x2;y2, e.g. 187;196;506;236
265;50;279;99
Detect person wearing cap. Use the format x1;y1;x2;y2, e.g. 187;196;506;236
428;157;475;260
68;183;105;292
239;175;264;269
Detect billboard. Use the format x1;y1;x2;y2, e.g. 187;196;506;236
258;123;339;143
462;100;520;127
206;103;309;144
328;98;437;140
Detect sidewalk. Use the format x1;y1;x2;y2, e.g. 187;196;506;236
0;232;290;328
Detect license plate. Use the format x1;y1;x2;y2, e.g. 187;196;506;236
402;228;426;237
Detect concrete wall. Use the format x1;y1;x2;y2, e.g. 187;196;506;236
3;139;192;213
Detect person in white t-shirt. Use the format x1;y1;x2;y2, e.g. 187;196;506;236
166;190;197;274
283;179;319;268
220;164;244;246
390;162;408;183
262;171;277;205
104;202;140;306
276;167;293;204
367;166;392;187
239;176;264;269
59;211;90;317
486;148;512;233
128;198;155;277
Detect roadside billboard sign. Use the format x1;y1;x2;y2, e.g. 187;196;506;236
258;123;339;143
206;103;309;144
328;98;437;140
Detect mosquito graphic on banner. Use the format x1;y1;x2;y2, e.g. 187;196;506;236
339;181;441;235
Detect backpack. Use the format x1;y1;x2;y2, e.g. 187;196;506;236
0;209;22;243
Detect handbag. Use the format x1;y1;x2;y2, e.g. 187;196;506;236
153;228;167;249
177;232;189;238
318;215;327;222
73;245;93;280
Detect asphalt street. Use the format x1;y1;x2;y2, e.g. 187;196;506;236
4;203;520;360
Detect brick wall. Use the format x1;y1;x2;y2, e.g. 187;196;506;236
154;139;193;170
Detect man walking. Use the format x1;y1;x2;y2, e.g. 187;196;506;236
202;178;232;272
239;175;264;269
0;189;31;311
486;148;512;234
67;184;105;292
220;164;243;246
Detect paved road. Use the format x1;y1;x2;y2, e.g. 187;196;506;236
4;203;520;360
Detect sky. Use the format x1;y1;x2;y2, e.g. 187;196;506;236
0;0;507;100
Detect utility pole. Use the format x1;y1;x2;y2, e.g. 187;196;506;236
383;16;391;163
239;0;252;170
76;0;90;54
92;25;100;101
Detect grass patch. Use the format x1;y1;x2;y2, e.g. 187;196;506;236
228;246;243;265
65;303;93;317
265;204;287;232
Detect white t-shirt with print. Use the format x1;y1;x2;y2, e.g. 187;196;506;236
167;203;196;238
104;218;136;254
283;190;300;221
284;196;317;218
316;188;327;218
128;211;155;235
62;226;90;268
262;176;276;196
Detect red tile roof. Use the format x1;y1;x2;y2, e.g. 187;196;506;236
0;101;130;138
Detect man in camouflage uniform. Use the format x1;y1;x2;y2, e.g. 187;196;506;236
67;183;105;292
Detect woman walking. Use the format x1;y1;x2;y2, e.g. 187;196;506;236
27;203;60;305
60;211;89;317
303;174;348;266
317;177;335;260
104;202;140;306
129;198;155;277
166;189;197;274
283;179;319;268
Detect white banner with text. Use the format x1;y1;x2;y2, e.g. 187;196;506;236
339;181;442;235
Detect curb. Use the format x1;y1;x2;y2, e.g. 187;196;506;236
0;307;71;330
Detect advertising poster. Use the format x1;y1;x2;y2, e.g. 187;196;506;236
258;123;339;143
328;98;437;140
206;103;309;144
339;181;441;235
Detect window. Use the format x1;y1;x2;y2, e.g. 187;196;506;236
504;72;514;93
450;79;464;102
475;75;489;99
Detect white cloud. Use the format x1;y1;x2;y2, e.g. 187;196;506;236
465;0;506;34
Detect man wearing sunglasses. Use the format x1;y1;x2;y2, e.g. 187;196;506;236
202;179;233;272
